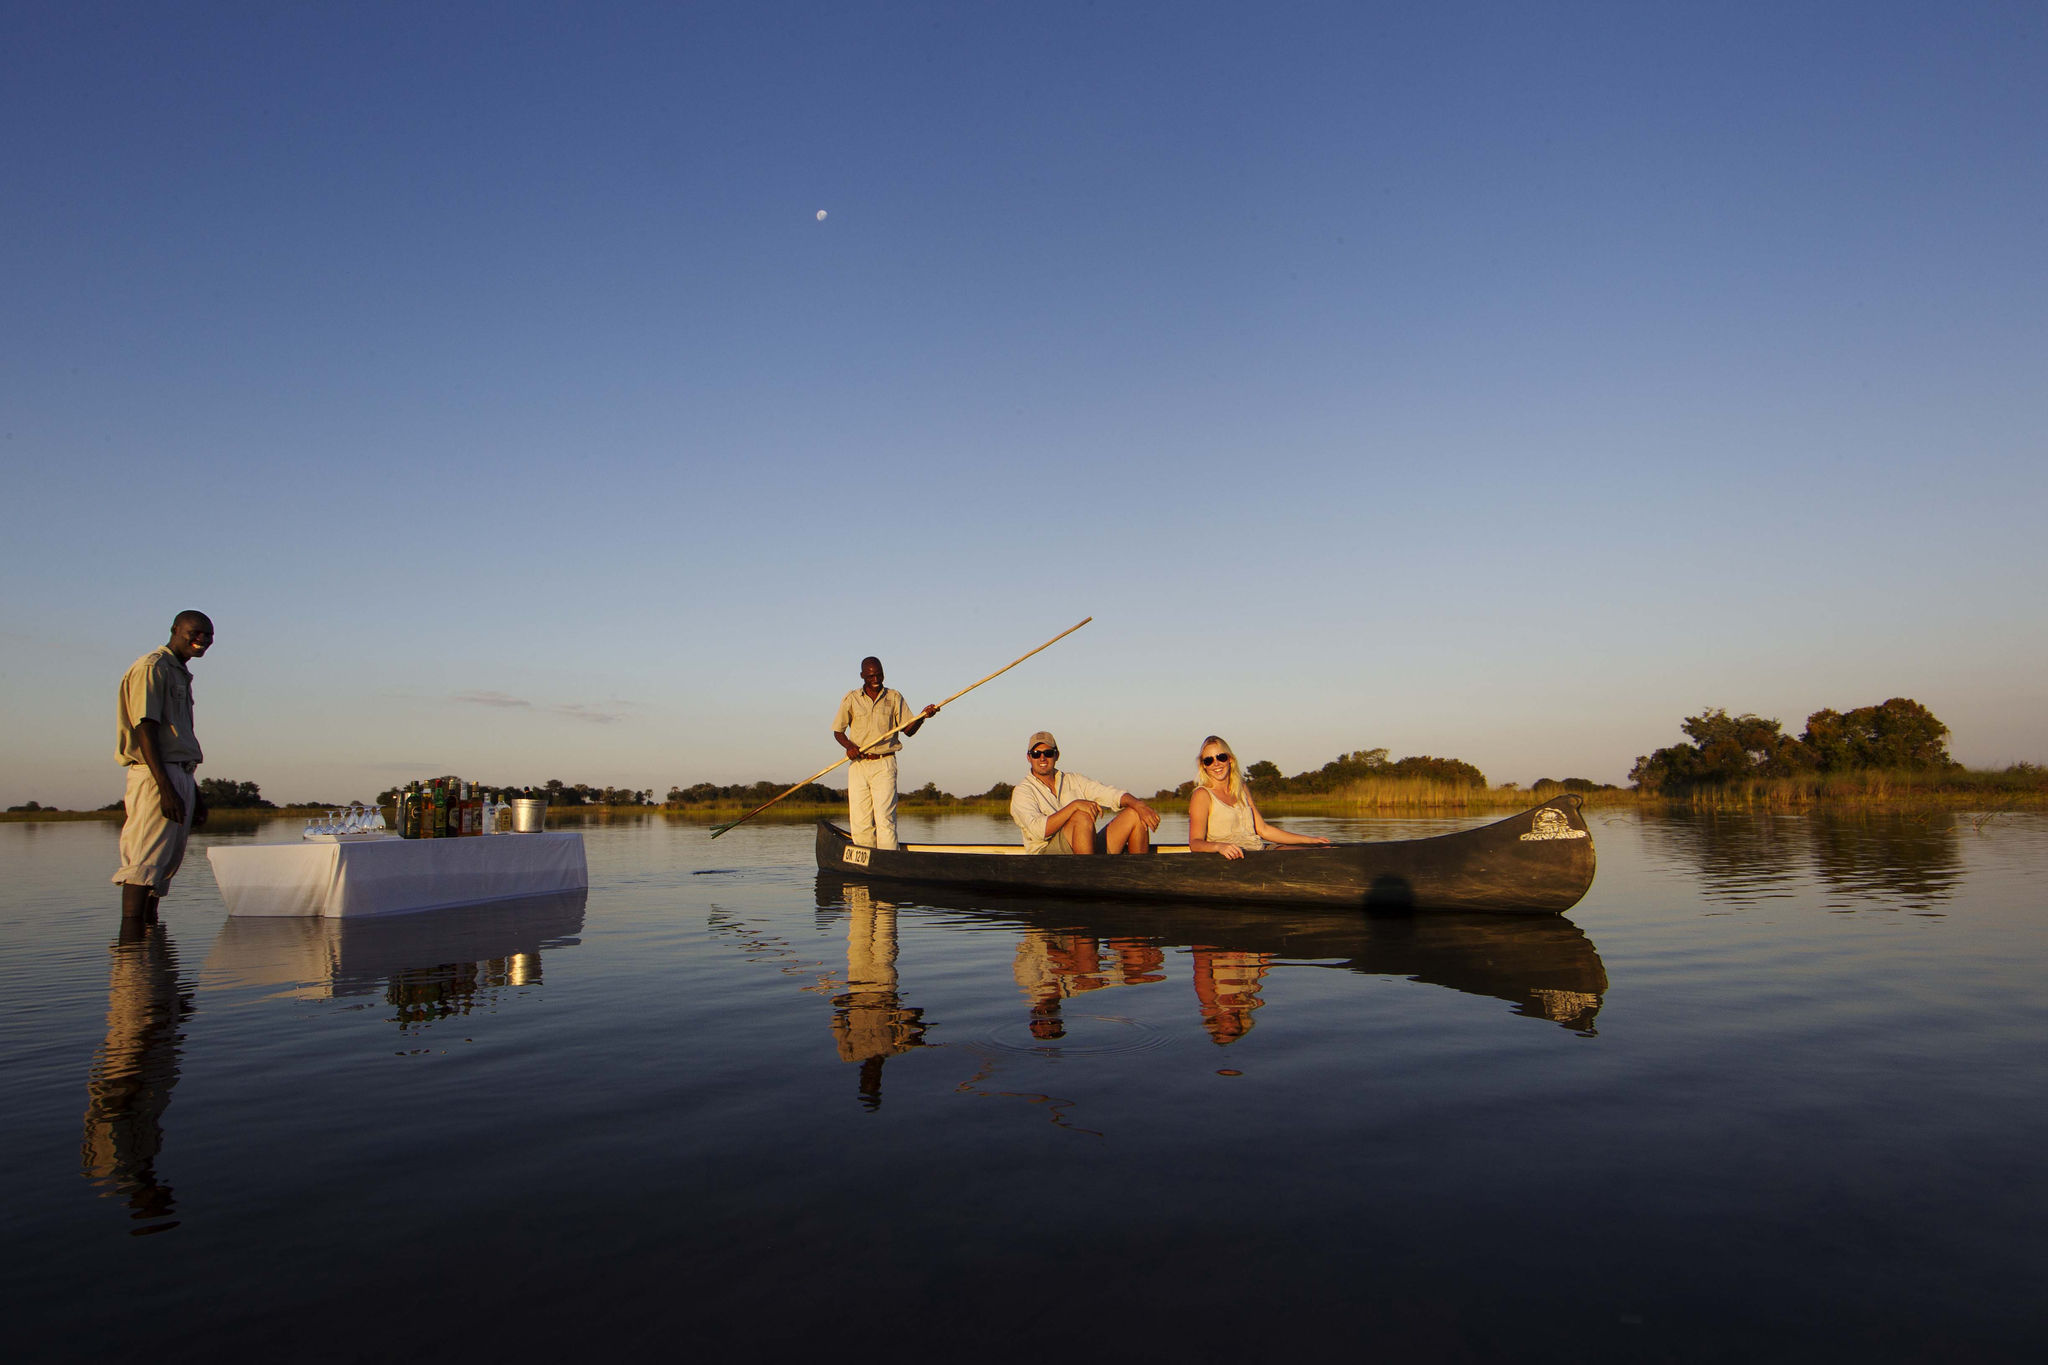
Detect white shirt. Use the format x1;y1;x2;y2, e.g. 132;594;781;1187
1009;770;1127;854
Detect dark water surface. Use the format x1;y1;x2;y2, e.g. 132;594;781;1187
4;809;2044;1360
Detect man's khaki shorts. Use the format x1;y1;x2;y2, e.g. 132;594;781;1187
1037;819;1098;855
112;764;196;893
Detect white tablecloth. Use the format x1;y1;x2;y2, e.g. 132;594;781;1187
207;832;587;918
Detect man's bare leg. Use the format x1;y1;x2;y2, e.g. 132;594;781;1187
1067;819;1099;854
1104;808;1151;854
120;882;158;922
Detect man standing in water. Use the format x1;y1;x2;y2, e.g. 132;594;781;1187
832;656;938;849
114;611;214;924
1009;730;1160;855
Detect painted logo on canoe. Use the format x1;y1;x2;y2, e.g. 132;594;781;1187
843;845;871;866
1519;808;1589;841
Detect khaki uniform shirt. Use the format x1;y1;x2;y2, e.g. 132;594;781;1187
1009;770;1126;854
117;647;203;766
833;687;912;756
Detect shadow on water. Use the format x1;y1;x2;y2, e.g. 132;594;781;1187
812;873;1609;1036
1639;810;1964;913
201;888;588;1027
81;921;192;1236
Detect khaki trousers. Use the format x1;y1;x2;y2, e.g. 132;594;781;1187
847;754;899;849
113;764;196;893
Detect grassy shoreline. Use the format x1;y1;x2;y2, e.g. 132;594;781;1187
10;768;2046;825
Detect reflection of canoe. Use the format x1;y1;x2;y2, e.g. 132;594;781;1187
817;796;1597;916
201;888;588;997
814;877;1608;1032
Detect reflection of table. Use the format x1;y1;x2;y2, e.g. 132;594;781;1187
207;833;586;918
202;888;589;996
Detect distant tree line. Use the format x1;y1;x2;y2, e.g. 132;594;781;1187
1629;698;1953;792
667;781;843;806
662;780;1016;807
376;779;656;806
199;778;277;809
1153;747;1491;800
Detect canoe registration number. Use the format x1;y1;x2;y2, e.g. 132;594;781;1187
843;846;871;866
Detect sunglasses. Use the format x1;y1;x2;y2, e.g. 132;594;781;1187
1029;747;1059;760
1201;752;1232;766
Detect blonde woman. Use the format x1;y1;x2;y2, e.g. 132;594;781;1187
1187;736;1332;860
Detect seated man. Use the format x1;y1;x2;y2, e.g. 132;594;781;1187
1009;730;1160;854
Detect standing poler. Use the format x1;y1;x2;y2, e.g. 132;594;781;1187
831;656;938;849
113;611;214;924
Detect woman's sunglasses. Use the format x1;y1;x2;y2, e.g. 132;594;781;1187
1201;752;1232;766
1029;747;1059;760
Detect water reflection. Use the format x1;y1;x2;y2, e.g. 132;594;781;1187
1640;812;1964;913
1014;932;1168;1040
832;884;926;1109
815;876;1609;1035
202;890;588;1032
81;921;191;1235
1805;814;1964;911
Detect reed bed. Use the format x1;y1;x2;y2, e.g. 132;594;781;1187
1260;778;1618;814
1665;767;2048;812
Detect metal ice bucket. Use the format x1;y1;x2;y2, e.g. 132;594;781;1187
511;798;548;833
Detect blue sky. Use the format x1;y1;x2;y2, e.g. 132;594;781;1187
5;1;2044;808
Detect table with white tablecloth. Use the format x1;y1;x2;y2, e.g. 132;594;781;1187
207;832;587;918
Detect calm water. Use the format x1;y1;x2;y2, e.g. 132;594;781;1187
4;808;2044;1360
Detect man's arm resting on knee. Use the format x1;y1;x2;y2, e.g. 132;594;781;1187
1118;793;1161;832
1046;800;1100;836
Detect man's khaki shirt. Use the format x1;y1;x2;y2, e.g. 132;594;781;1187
117;647;203;766
833;687;912;756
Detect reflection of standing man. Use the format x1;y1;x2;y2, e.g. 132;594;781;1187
831;883;926;1109
831;656;938;849
82;920;190;1229
113;612;214;924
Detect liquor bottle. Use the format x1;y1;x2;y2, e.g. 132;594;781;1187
433;779;448;839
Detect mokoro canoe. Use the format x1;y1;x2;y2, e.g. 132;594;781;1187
816;794;1597;916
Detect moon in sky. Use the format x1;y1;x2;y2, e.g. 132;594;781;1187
815;209;827;221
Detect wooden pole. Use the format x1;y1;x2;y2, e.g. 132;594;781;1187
708;617;1094;838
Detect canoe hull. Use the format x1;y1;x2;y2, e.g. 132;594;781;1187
815;795;1596;916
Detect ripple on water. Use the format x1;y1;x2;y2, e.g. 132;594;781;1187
971;1011;1175;1057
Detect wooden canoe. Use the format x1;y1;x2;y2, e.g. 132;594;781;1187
815;794;1597;916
